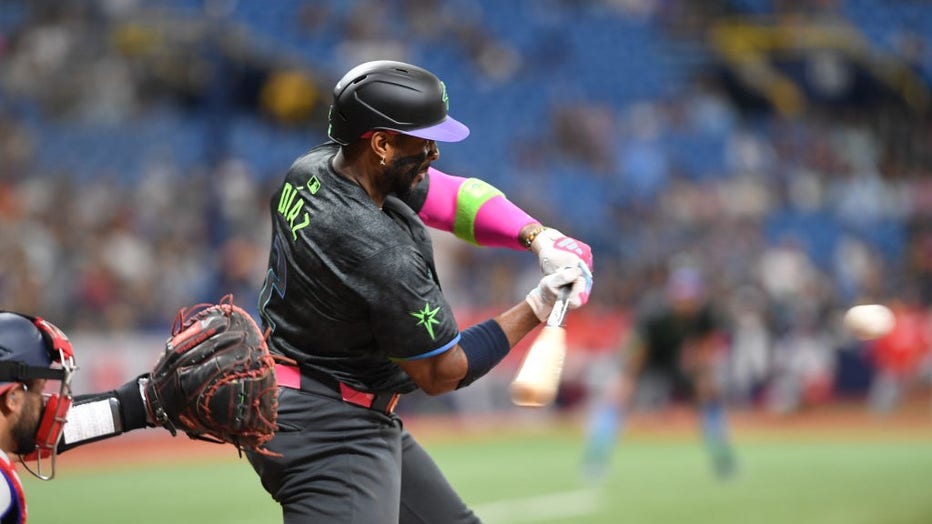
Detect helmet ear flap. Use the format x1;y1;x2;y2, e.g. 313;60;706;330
328;71;369;145
327;100;352;146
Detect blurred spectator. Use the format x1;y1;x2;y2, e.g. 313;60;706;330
259;68;320;125
726;285;772;407
552;100;617;173
758;235;822;333
335;0;411;69
0;111;36;176
614;102;671;201
765;306;837;413
866;299;932;413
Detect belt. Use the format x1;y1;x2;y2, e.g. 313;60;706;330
275;363;400;414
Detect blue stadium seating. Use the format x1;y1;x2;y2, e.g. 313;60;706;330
16;0;915;265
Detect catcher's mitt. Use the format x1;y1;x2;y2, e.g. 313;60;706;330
144;295;279;455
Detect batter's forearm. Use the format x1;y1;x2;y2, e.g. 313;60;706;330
417;167;538;250
493;301;543;347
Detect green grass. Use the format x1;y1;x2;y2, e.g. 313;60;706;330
22;429;932;524
25;458;280;523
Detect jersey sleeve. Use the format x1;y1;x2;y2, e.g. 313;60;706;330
349;244;460;361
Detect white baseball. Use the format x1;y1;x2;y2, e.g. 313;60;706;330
843;304;895;340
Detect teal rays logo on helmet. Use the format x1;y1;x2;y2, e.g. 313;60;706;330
440;81;449;111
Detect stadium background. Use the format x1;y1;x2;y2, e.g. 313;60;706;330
1;0;931;522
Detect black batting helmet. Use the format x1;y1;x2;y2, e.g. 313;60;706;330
327;60;469;145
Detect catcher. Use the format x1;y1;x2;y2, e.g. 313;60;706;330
0;296;276;523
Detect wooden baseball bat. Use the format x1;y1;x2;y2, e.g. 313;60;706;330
510;287;571;407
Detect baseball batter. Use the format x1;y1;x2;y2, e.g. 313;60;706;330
246;60;594;523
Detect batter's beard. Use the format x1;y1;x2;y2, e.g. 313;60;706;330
12;395;41;455
385;152;428;197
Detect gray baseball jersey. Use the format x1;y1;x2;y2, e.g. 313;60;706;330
258;142;461;393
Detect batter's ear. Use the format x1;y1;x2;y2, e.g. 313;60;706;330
370;131;394;160
1;386;22;415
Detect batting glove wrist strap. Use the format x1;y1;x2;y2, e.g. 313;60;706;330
531;229;594;304
525;289;550;323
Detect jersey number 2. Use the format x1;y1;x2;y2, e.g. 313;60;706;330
258;234;287;330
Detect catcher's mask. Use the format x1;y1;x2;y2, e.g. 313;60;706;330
0;312;77;480
327;60;469;145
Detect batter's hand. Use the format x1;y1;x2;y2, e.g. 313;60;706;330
526;265;588;322
531;228;593;305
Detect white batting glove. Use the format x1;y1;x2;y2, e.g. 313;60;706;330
530;228;594;306
526;265;588;322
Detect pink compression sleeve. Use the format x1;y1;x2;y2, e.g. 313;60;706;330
418;167;538;250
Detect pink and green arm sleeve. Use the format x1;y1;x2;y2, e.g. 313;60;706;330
418;167;538;250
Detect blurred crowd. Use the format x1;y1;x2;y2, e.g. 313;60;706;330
0;0;930;411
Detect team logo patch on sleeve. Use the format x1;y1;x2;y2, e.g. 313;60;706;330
410;303;441;340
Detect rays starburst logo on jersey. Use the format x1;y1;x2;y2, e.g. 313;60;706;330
411;302;441;340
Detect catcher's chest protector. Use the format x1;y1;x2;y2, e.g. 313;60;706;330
0;451;26;524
